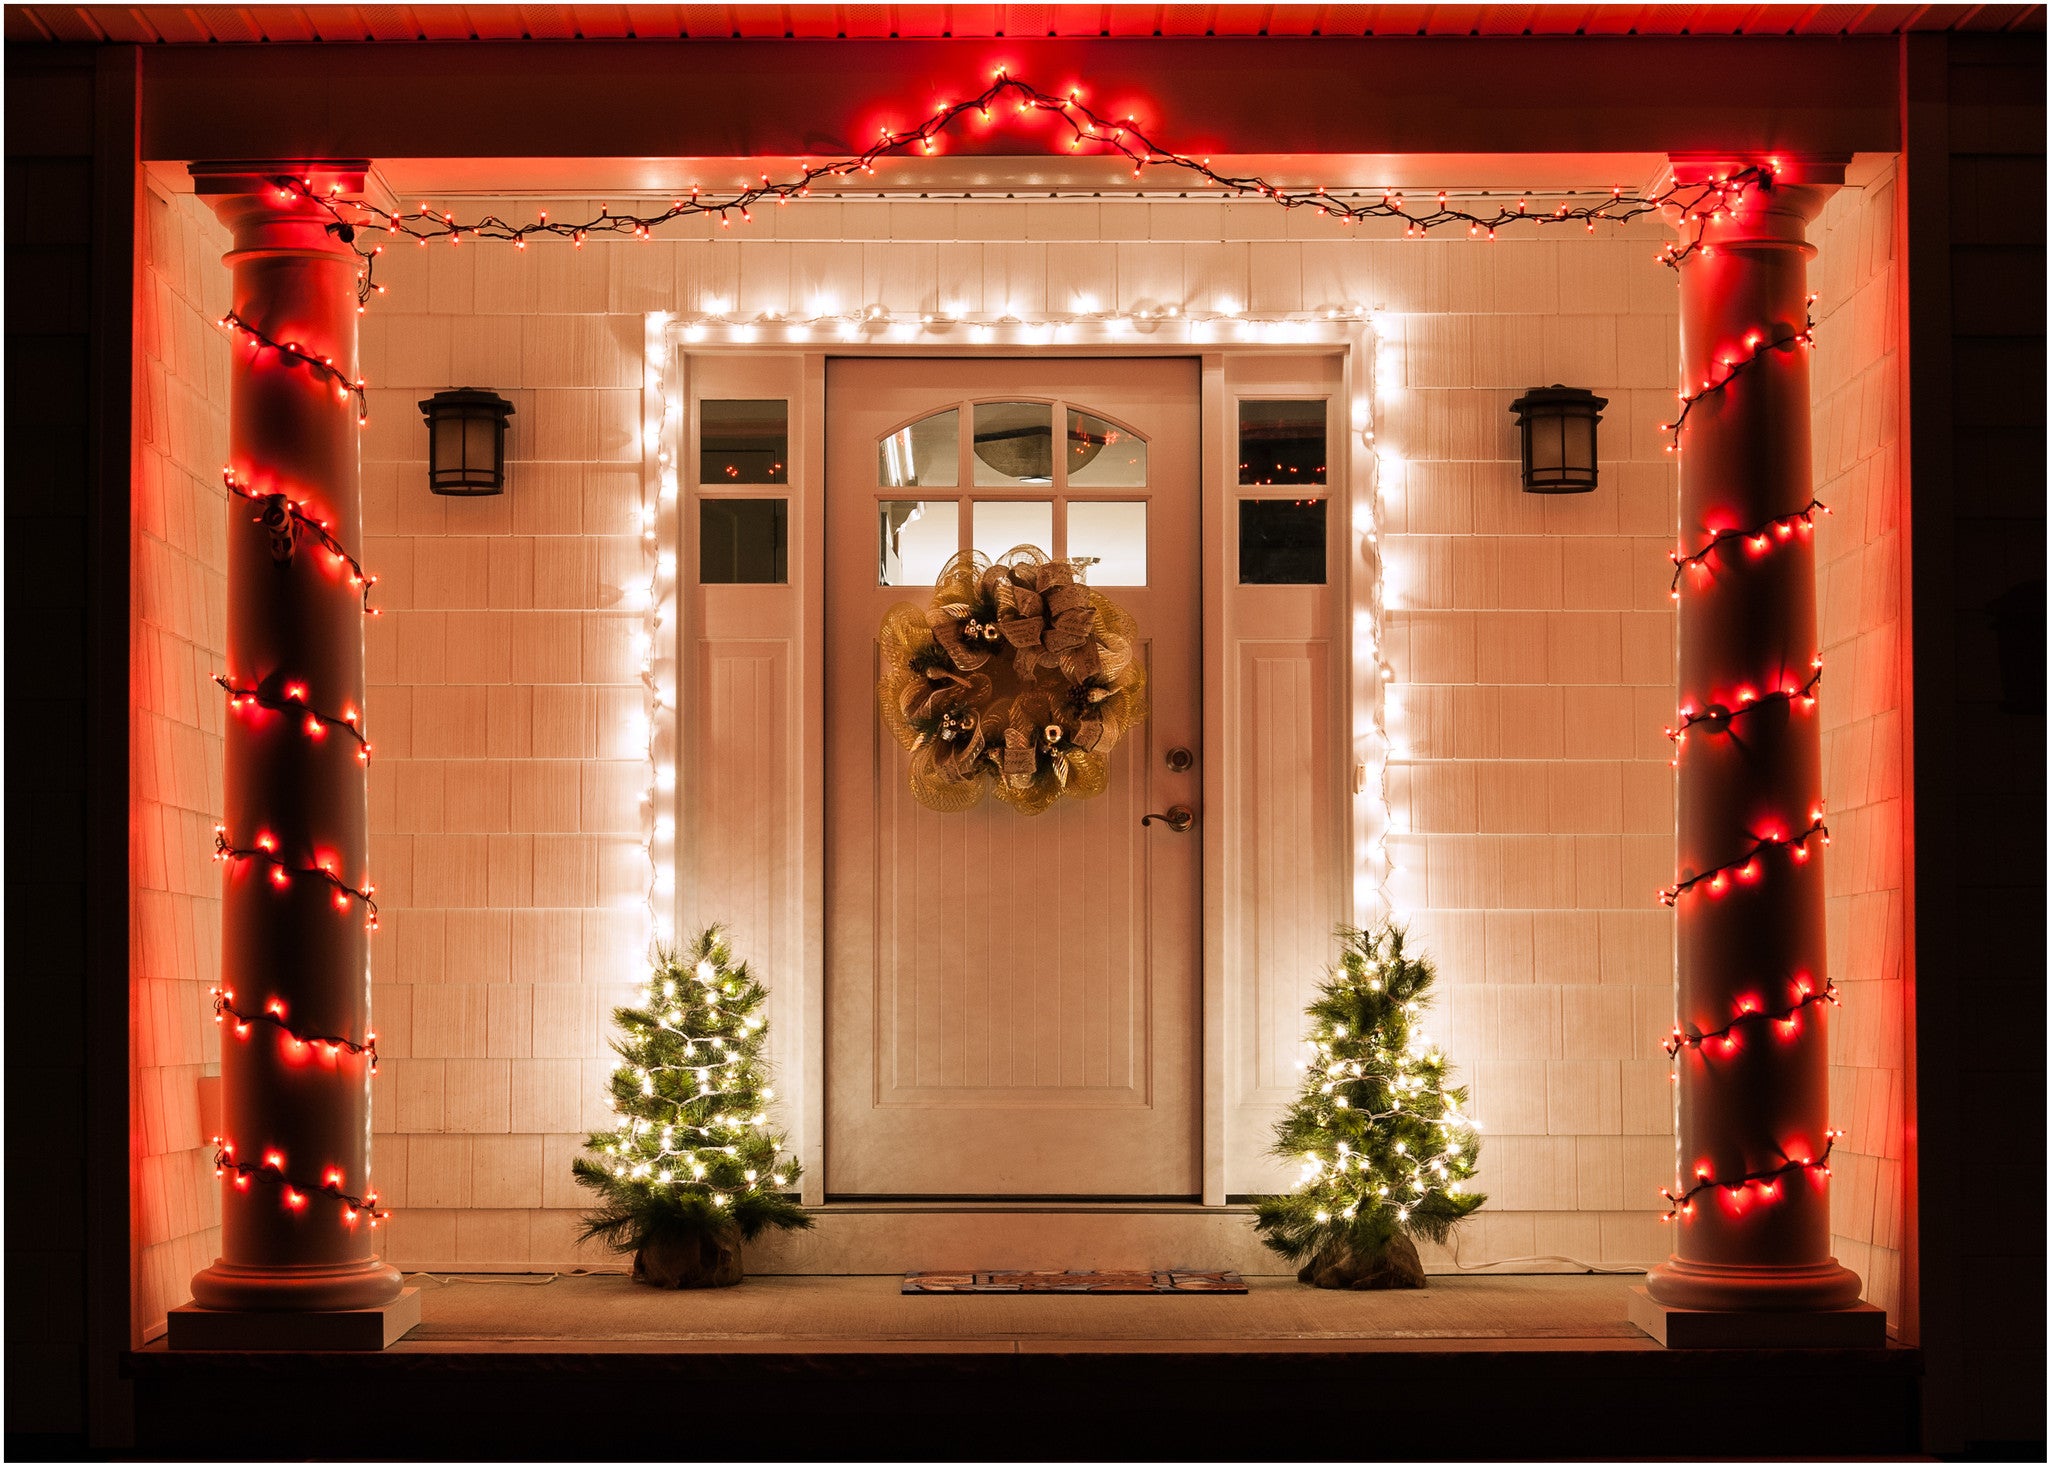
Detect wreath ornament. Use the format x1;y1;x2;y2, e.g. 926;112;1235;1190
879;547;1149;815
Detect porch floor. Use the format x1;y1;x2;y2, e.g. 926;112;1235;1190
391;1269;1654;1352
128;1273;1921;1458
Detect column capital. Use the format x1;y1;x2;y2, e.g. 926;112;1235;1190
189;160;371;262
189;160;370;196
1666;153;1850;190
1660;155;1846;257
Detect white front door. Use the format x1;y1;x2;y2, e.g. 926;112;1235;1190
823;357;1202;1197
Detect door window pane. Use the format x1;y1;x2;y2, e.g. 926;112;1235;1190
700;399;788;484
1067;500;1147;585
700;498;788;583
972;500;1054;561
972;401;1056;485
1066;408;1147;487
879;500;959;585
1238;399;1327;488
1239;498;1326;584
879;408;959;489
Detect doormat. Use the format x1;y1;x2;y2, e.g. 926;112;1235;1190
902;1269;1247;1294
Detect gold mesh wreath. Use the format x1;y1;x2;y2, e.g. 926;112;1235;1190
878;547;1149;815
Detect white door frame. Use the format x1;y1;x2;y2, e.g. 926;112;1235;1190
650;316;1385;1208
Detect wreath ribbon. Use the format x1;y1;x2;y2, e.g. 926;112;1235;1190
878;547;1148;815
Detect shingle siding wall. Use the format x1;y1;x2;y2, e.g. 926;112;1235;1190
129;181;231;1338
359;201;1712;1270
1810;166;1910;1324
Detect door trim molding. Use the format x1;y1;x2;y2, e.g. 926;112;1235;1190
655;320;1383;1209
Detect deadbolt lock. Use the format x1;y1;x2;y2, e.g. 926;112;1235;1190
1164;746;1194;773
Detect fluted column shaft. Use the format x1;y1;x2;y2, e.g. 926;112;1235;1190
1646;159;1863;1313
189;162;401;1313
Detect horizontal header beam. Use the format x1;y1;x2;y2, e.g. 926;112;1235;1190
141;36;1901;163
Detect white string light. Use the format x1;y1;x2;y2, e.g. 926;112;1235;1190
640;312;680;951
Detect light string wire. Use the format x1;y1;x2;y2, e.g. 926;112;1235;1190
218;310;369;422
212;986;380;1070
213;826;380;931
214;675;372;761
221;467;381;613
259;93;1820;1231
271;73;1777;309
215;256;385;1227
1654;208;1840;1215
1660;1132;1840;1221
212;1140;389;1225
1664;656;1824;761
1658;298;1818;453
1658;816;1829;907
1668;498;1831;596
1664;976;1840;1058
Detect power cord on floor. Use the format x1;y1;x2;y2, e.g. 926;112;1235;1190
404;1270;600;1287
1441;1233;1646;1276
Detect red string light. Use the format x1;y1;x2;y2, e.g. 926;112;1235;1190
222;468;379;613
270;75;1775;309
217;310;368;422
1664;976;1839;1059
214;827;378;931
1659;817;1829;907
1665;657;1824;762
215;675;371;762
1668;499;1829;597
1658;298;1817;453
213;1139;387;1226
1660;1131;1840;1220
212;986;379;1071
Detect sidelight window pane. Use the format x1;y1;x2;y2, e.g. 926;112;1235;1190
700;498;789;583
1238;498;1326;584
1238;399;1327;488
700;399;788;484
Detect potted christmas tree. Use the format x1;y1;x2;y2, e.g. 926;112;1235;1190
573;926;809;1287
1255;924;1484;1289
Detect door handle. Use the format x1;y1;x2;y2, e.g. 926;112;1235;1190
1142;805;1196;833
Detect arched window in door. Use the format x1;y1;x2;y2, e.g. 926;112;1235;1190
875;398;1150;587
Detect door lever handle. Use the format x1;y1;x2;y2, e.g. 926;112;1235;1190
1142;805;1195;833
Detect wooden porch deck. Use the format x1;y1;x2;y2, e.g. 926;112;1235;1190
128;1274;1922;1459
385;1270;1656;1351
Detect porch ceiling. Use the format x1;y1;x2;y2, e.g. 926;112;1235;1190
8;1;2042;44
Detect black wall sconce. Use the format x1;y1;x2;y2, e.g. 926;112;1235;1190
1508;385;1607;493
419;388;514;496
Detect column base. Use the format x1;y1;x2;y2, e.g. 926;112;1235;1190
168;1286;420;1351
1645;1253;1865;1311
1628;1285;1886;1349
189;1255;407;1312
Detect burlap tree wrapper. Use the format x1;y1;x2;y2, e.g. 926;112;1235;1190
878;547;1148;815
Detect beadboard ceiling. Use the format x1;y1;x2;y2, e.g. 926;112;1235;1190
8;2;2042;44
